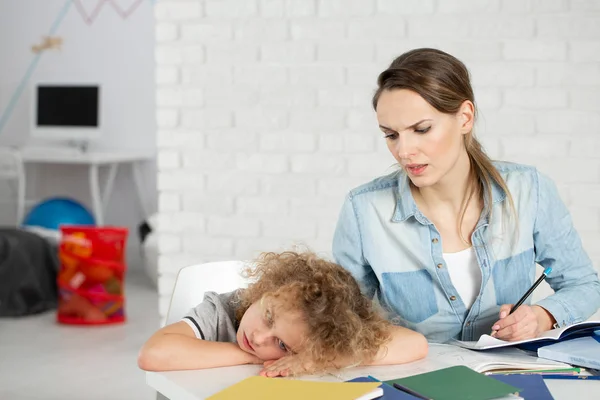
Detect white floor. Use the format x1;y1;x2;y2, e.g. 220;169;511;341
0;270;160;400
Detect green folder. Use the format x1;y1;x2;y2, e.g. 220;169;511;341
384;365;521;400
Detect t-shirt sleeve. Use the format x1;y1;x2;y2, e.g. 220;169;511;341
181;295;219;341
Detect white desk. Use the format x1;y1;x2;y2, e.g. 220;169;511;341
147;360;600;400
21;148;154;225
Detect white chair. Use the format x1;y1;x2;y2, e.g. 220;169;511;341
156;261;250;400
164;260;250;326
0;147;25;226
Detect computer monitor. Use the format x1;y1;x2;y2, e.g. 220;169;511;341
30;83;101;142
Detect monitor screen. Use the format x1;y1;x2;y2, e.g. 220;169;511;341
36;85;99;127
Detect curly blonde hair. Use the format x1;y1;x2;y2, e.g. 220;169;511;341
235;251;392;374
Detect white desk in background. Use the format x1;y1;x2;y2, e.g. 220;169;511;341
20;147;154;226
146;343;600;400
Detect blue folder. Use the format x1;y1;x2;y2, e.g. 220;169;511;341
537;333;600;370
347;376;419;399
489;374;554;400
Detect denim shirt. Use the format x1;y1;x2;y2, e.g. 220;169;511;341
333;161;600;343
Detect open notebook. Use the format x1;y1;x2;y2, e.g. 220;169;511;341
329;344;570;382
452;320;600;350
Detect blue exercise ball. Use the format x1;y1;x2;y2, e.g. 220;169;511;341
22;197;96;230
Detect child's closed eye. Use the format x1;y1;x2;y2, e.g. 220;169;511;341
277;339;289;352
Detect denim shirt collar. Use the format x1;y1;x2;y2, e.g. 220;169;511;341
391;171;507;225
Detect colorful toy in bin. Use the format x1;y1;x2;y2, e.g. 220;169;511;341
57;226;128;325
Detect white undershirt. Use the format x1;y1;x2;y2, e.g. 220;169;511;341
442;247;482;309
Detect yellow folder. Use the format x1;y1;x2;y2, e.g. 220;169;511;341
207;376;381;400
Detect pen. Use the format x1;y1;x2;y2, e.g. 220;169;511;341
392;383;432;400
510;267;552;314
542;374;600;381
491;267;552;336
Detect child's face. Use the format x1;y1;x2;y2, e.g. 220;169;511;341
236;298;307;361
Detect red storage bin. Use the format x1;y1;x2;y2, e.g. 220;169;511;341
60;226;128;263
57;226;128;325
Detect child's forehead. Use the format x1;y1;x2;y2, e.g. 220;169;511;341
260;296;303;319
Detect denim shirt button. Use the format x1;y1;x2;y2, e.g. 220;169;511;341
432;238;439;244
449;295;457;301
466;321;471;326
436;263;443;269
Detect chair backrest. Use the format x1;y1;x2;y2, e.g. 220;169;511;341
0;147;25;225
164;260;249;325
0;147;23;179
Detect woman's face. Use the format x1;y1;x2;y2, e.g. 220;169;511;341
375;89;473;189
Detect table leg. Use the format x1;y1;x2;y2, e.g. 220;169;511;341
131;161;149;220
102;163;119;210
89;163;104;225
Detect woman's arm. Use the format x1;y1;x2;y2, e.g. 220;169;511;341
493;171;600;341
138;321;262;371
532;171;600;327
366;325;428;366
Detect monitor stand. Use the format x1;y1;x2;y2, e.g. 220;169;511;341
66;139;90;153
22;138;92;156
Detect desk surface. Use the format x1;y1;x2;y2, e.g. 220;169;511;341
20;147;154;164
147;364;600;400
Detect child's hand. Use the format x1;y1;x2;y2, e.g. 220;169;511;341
259;356;313;377
259;357;294;377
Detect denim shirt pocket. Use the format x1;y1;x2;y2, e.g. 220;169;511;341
381;270;439;323
492;248;535;306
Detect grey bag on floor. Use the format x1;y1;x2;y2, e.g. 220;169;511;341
0;228;59;316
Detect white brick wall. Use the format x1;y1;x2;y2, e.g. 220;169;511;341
155;0;600;318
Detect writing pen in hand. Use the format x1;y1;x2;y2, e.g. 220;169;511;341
491;267;552;336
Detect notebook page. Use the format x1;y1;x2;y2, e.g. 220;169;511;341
328;344;568;381
453;320;600;350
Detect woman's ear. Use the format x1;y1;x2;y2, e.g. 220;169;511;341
459;100;475;135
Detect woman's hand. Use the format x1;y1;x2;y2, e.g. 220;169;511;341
259;356;313;378
491;304;555;341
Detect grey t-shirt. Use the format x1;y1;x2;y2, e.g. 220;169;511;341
181;290;240;343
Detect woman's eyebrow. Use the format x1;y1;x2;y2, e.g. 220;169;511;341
379;119;433;132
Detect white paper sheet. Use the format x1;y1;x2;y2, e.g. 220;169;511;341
328;343;569;382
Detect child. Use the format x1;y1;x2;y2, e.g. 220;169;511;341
138;251;428;376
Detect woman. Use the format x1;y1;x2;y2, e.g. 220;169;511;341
333;48;600;343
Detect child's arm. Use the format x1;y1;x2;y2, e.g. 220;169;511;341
138;321;263;371
260;326;428;377
366;325;428;366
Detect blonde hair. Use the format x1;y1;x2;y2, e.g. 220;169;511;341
235;251;391;374
373;48;517;244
